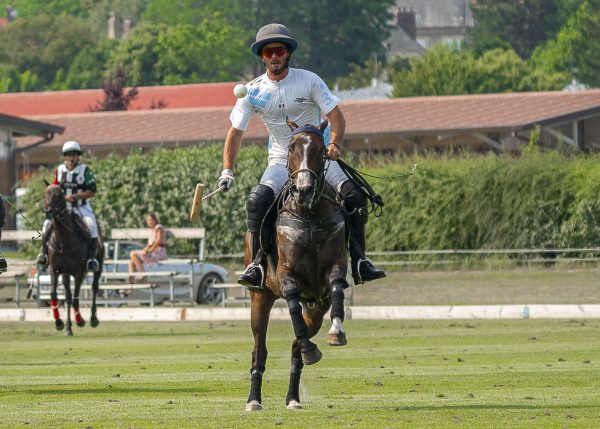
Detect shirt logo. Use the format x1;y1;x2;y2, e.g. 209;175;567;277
247;88;272;108
294;97;308;103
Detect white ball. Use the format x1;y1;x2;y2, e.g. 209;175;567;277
233;83;248;98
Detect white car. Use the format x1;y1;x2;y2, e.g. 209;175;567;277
29;240;229;306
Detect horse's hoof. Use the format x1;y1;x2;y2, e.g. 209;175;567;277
90;317;99;328
286;400;302;410
301;342;322;365
55;319;64;331
76;319;86;328
245;400;263;412
65;330;73;337
328;332;347;346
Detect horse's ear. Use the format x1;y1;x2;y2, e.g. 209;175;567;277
319;119;329;132
286;116;299;131
44;178;50;187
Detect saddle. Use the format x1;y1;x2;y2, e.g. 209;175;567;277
70;212;91;242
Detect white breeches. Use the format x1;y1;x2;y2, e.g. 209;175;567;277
259;159;348;194
42;205;98;238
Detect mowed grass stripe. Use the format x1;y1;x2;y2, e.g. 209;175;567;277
0;320;598;428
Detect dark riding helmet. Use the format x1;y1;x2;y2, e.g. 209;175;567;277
251;23;298;56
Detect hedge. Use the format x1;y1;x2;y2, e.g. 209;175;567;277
19;146;600;256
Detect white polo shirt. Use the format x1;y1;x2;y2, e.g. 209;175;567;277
230;68;340;165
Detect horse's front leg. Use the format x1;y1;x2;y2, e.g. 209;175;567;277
90;268;101;328
286;302;328;409
50;269;64;331
281;276;322;366
246;291;276;412
63;274;73;336
328;263;349;346
73;272;86;328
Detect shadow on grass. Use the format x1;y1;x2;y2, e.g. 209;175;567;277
400;404;597;411
27;386;222;395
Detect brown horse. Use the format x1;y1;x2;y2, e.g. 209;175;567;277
245;119;349;411
44;184;104;336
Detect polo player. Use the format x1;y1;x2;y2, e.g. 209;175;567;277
218;23;386;292
37;140;100;272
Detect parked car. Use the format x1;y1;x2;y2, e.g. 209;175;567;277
29;240;229;305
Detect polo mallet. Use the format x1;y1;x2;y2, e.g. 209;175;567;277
189;183;225;222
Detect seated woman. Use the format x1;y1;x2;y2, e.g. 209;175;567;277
128;213;167;284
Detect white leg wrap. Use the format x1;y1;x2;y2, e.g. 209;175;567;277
328;316;344;334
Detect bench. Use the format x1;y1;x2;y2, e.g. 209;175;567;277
110;227;206;261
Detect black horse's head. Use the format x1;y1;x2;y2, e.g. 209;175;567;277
44;183;67;218
286;117;329;207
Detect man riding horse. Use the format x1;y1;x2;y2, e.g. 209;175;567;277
37;140;100;272
220;23;385;291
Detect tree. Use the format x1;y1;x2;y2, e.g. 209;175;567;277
531;0;600;87
108;18;247;86
469;0;564;58
253;0;395;82
0;14;97;90
392;44;477;97
89;66;138;111
391;44;566;97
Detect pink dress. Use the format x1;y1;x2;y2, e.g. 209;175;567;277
133;224;167;267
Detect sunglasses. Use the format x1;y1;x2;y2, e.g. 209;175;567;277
261;46;288;58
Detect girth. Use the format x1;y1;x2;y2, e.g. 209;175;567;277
276;214;345;232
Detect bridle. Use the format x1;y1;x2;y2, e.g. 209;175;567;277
287;126;329;208
45;185;78;235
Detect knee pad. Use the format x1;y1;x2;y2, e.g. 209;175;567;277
340;181;368;225
246;184;276;232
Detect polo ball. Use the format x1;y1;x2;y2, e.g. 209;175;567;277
233;84;248;98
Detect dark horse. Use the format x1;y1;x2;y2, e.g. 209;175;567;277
44;184;104;336
245;119;349;411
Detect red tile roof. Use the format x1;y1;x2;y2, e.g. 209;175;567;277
14;90;600;151
0;82;239;116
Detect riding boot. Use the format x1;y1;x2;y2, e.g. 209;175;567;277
238;230;269;292
348;219;386;285
86;238;100;272
36;227;51;268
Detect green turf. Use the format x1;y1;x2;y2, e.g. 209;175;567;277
0;320;598;428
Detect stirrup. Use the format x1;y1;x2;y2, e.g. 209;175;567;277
37;253;48;267
237;262;265;292
352;257;385;284
86;258;100;272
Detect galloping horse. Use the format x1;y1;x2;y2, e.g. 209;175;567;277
44;184;104;336
245;119;349;411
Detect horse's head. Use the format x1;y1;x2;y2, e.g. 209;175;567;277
44;183;66;217
286;117;329;207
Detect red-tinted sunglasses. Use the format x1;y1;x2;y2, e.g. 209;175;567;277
261;46;288;58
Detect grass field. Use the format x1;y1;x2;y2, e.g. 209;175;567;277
0;320;599;428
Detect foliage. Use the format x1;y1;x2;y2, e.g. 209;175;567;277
257;0;395;82
391;44;567;97
22;145;264;256
334;57;406;91
88;66;138;112
107;19;247;86
52;40;117;90
469;0;565;58
530;0;600;87
0;14;97;90
20;146;600;257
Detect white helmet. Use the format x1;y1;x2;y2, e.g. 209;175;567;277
62;140;82;155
